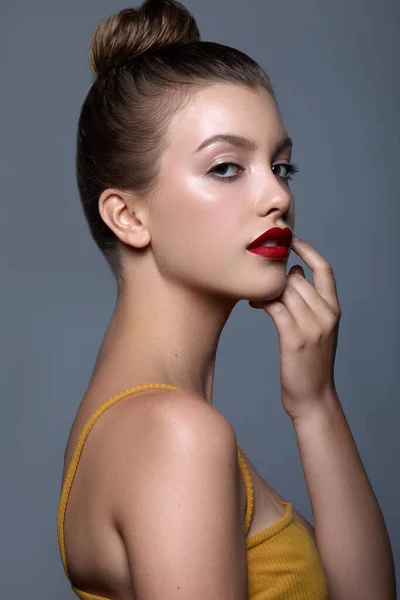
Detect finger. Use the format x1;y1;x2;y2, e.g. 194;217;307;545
280;280;323;334
291;238;340;314
286;272;338;323
262;299;300;340
289;265;305;277
249;301;264;309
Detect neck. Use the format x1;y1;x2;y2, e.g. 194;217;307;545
90;282;238;405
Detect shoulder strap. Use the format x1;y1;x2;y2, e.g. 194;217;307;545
236;442;254;536
57;383;178;581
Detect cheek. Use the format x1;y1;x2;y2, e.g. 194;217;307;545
157;175;241;249
152;176;243;275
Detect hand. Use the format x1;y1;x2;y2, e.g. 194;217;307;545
249;237;342;421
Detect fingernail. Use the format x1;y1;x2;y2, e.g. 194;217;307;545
292;235;300;241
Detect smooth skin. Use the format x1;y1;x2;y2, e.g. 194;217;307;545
249;240;396;598
250;235;341;422
92;83;296;406
64;83;343;599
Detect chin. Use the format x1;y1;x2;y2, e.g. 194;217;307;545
247;272;288;301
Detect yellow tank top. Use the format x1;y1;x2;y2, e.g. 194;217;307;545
57;383;328;599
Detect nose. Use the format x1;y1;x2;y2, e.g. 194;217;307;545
255;176;293;219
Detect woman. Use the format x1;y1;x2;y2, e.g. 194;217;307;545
57;1;396;599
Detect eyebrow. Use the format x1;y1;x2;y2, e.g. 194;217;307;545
194;133;293;155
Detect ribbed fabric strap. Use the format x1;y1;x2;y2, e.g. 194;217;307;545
56;383;178;583
236;441;255;536
57;383;249;599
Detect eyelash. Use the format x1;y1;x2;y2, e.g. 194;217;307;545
207;161;300;183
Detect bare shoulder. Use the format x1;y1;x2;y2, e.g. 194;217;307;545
105;388;247;598
106;386;239;504
131;386;232;426
103;386;236;460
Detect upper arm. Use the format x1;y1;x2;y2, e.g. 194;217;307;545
293;508;317;544
112;395;248;599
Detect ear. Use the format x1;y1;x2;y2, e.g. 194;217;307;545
98;188;151;249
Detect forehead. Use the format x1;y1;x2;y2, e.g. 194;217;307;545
167;83;285;149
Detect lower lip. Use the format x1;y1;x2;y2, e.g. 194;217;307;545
247;246;289;259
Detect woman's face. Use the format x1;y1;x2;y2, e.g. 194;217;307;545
149;83;296;304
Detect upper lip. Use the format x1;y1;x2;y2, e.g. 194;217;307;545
247;227;293;250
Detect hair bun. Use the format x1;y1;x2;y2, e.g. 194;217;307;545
89;0;200;78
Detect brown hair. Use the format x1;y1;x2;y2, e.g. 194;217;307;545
77;0;276;287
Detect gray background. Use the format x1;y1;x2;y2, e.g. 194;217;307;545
1;0;399;597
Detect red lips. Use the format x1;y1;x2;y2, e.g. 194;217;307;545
247;227;293;250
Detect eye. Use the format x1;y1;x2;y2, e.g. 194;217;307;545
272;162;300;181
207;162;244;182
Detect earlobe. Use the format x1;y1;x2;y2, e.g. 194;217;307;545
98;188;151;249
